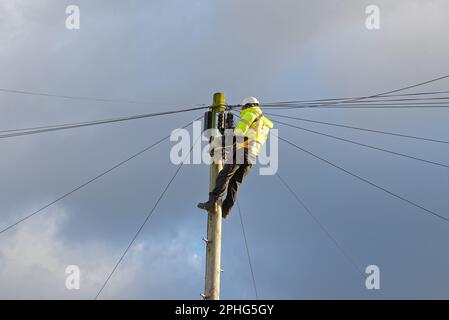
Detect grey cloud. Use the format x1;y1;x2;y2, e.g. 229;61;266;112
0;0;449;299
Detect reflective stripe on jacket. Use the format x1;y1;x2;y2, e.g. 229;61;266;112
234;106;273;159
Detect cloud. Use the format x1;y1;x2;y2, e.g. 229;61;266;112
0;206;136;299
0;203;204;299
1;0;449;299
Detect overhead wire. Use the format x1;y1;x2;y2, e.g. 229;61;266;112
5;85;448;107
0;116;202;236
262;104;449;110
270;117;449;169
264;112;449;145
0;87;184;106
275;133;449;224
236;201;259;300
3;73;449;296
255;73;449;110
275;172;363;275
262;96;449;108
259;90;449;106
95;130;202;299
0;105;208;139
234;109;449;168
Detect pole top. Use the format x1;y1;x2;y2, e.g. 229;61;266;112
212;92;226;112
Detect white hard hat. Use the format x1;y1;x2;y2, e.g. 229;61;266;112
241;96;259;106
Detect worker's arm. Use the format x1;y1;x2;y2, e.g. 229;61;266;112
234;108;261;136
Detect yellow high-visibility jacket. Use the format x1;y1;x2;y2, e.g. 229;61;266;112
234;106;273;159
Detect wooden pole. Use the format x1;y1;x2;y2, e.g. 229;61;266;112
203;92;225;300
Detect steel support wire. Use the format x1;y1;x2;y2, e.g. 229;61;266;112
264;112;449;145
275;134;449;224
0;106;207;139
95;131;202;299
271;118;449;169
0;116;202;235
236;201;259;299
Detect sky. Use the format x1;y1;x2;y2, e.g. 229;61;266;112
1;0;449;299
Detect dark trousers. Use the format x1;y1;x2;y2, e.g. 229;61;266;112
212;163;252;211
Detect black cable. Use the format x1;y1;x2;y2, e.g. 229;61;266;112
0;105;206;134
5;84;448;114
276;134;449;224
264;102;449;107
236;201;259;300
333;98;449;104
0;116;201;236
0;87;199;107
264;112;449;145
95;133;201;299
271;118;449;168
261;103;449;110
237;103;449;110
275;173;363;275
263;97;449;108
94;161;184;299
232;91;449;110
0;105;208;139
258;73;449;110
260;90;449;106
235;111;448;169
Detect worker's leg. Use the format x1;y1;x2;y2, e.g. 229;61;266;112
222;164;252;218
197;163;240;212
211;163;241;198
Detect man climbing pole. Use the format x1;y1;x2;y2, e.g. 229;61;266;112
197;97;273;219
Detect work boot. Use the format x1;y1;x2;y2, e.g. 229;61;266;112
221;199;232;219
197;193;219;213
222;205;231;219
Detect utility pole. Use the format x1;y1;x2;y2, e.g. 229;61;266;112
203;92;225;300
